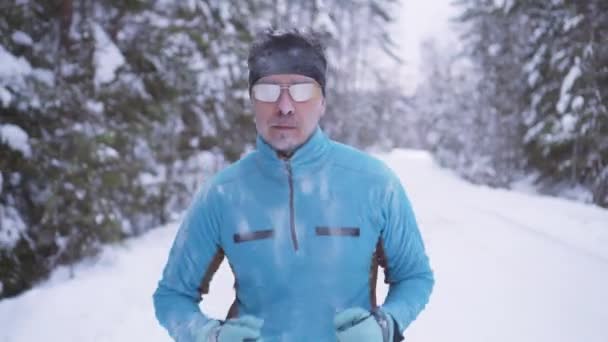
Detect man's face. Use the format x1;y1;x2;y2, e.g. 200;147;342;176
251;74;325;154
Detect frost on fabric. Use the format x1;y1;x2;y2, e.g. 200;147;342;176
268;207;288;269
237;216;250;234
0;124;31;157
300;175;313;194
172;182;214;252
92;23;125;87
0;204;26;250
319;170;330;201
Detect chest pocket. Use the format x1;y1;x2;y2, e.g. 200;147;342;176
312;226;373;271
228;228;284;294
315;226;360;237
229;228;278;269
234;229;274;243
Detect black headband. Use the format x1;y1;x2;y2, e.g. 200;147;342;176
248;44;327;94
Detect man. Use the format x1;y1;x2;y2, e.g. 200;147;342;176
153;28;434;342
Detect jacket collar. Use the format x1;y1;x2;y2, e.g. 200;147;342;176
255;127;331;177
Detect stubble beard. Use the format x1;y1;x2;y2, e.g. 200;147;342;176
270;131;299;155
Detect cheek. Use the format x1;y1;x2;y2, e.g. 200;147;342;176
301;101;324;121
254;103;275;122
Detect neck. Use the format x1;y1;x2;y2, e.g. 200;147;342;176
276;149;294;160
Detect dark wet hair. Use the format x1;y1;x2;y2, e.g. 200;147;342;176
248;28;327;94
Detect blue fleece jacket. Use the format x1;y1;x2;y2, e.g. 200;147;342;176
153;127;434;341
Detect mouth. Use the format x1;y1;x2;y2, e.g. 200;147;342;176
271;125;297;130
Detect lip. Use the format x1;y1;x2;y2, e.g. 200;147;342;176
272;125;297;129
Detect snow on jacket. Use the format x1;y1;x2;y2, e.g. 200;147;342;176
153;127;434;341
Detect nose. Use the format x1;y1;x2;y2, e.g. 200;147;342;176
277;88;295;116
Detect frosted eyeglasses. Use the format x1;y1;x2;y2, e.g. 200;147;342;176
252;83;320;103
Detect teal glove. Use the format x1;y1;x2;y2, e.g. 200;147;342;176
334;307;394;342
195;315;264;342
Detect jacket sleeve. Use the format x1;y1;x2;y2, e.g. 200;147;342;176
379;173;434;336
153;182;224;341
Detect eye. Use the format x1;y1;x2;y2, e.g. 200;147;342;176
289;83;317;102
252;84;281;102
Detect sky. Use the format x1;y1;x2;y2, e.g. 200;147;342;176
387;0;459;94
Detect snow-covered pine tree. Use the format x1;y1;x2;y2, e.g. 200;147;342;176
519;0;608;205
433;0;607;205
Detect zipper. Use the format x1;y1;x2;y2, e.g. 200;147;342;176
285;160;299;251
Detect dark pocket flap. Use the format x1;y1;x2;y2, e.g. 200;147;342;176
233;229;274;243
315;226;360;237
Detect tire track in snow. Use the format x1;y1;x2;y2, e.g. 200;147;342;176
470;206;608;264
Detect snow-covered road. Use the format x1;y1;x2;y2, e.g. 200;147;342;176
1;149;607;342
386;150;608;342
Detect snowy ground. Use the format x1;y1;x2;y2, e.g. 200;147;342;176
1;149;607;342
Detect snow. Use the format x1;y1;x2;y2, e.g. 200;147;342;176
510;172;594;204
11;31;33;46
487;43;501;56
1;149;607;342
560;113;577;133
32;68;54;86
526;70;540;87
0;44;32;82
556;59;581;114
523;121;545;143
0;43;54;88
86;99;105;114
0;86;11;107
0;123;31;157
0;204;26;249
92;23;126;87
492;0;515;9
97;145;119;161
140;169;166;186
571;95;584;111
563;14;584;32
